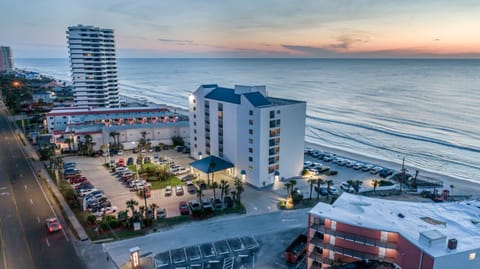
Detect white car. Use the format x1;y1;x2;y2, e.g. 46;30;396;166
165;185;173;196
117;150;124;155
370;166;383;174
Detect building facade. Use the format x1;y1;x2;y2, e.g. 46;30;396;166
189;84;306;187
0;46;14;73
307;193;480;269
66;25;120;108
45;106;189;151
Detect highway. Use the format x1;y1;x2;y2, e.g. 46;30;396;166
0;104;85;268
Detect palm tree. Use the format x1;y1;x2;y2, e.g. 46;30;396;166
372;179;380;193
126;199;138;216
308;178;317;200
84;134;94;156
325;179;334;193
149;203;158;219
220;179;227;200
207;161;217;186
316;177;325;199
110;131;119;150
234;179;244;203
65;138;73;152
197;187;204;211
212;181;218;199
284;182;292;200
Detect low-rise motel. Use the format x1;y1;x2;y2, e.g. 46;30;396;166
307;193;480;269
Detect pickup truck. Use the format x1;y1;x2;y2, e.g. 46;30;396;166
284;234;307;264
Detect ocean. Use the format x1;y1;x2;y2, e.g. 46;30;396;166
14;58;480;184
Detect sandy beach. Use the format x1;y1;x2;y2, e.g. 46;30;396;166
305;141;480;199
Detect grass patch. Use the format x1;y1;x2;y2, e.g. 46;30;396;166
128;165;137;172
148;177;182;190
141;163;157;170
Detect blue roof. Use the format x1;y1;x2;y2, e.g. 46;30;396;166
189;156;234;173
205;87;241;104
243;92;271;107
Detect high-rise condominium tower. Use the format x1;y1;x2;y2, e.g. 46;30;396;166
66;25;120;107
0;46;15;73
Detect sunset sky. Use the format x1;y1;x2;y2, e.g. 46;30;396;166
1;0;480;58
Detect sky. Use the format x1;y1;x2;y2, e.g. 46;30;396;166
1;0;480;58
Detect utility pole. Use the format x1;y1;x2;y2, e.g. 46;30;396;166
400;157;406;193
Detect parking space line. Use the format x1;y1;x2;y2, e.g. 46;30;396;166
30;199;33;205
45;239;50;247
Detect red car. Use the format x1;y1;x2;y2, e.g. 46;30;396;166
46;217;62;233
69;177;88;184
179;201;190;215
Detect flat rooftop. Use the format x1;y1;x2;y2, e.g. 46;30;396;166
310;193;480;257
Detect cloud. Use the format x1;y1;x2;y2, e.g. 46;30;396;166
328;34;370;50
433;38;441;42
157;38;193;43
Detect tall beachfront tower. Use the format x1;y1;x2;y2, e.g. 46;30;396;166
0;46;15;73
66;25;120;108
189;84;306;188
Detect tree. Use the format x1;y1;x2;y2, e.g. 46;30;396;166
234;179;244;203
284;182;292;200
316;177;325;199
84;134;95;156
212;181;218;199
325;180;334;195
139;131;147;149
372;179;380;193
149;203;158;219
197;187;204;211
208;161;217;186
126;199;138;216
219;179;227;200
65;138;73;152
308;178;317;200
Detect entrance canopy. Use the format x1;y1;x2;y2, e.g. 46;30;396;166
190;155;234;173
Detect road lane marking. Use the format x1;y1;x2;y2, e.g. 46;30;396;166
37;216;40;223
0;218;8;269
0;192;9;196
30;199;33;205
24;185;27;190
45;239;50;247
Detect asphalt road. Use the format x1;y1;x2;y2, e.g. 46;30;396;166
0;105;85;269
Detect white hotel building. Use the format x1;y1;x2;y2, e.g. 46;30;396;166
189;84;306;187
66;25;120;108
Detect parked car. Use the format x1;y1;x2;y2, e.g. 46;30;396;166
353;162;365;170
379;168;395;178
175;185;184;196
127;157;134;165
328;186;339;195
186;181;197;194
117;150;124;155
370;166;383;174
224;196;234;208
201;199;213;212
362;164;374;172
188;200;201;211
314;186;329;196
46;217;62;233
210;198;223;210
165;186;172;196
181;174;196;182
179;201;190;215
157;208;167;218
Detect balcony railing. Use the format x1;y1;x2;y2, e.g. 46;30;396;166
313;241;396;264
312;226;397;249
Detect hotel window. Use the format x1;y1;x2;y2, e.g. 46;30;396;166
248;165;254;171
218;103;223;111
194;137;197;141
249;110;253;116
193;114;196;119
194;144;197;148
277;110;280;114
249;129;253;135
249;119;253;125
249;139;253;144
249;147;253;153
194;129;197;134
249;157;253;162
269;111;275;119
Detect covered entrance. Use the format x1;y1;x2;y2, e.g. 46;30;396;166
189;156;235;185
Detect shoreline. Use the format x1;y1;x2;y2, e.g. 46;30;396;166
305;141;480;199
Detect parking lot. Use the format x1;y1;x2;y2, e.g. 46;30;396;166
63;148;234;218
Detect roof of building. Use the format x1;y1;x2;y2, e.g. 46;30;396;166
205;87;241;104
189;156;234;173
310;193;480;258
203;85;304;107
46;106;169;116
243;92;271;107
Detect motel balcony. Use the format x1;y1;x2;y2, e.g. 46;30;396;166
310;225;397;249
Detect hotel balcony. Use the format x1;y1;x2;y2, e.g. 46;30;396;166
313;241;396;264
311;226;397;249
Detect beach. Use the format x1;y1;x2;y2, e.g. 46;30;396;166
305;141;480;199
